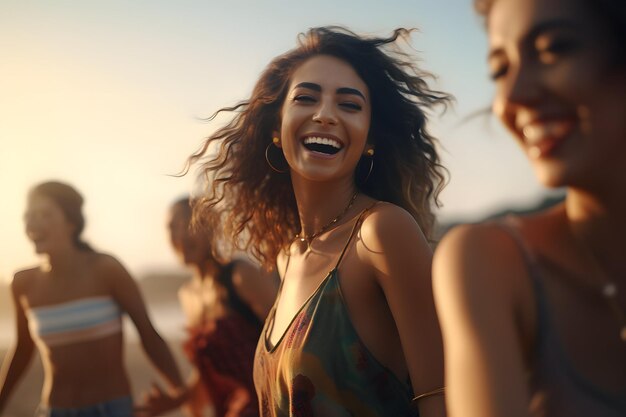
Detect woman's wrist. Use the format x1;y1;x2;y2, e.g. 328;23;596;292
170;385;191;405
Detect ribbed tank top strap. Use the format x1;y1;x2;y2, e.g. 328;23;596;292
494;216;626;415
494;215;540;268
493;215;551;346
493;214;552;318
333;202;378;271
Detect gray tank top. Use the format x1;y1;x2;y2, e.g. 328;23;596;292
498;217;626;417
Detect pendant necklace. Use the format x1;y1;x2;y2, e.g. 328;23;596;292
580;239;626;343
294;191;359;251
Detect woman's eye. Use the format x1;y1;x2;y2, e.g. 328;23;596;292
340;102;362;111
487;53;508;81
293;94;315;103
489;64;507;81
536;36;579;63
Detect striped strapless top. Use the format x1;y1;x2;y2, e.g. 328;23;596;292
27;296;123;347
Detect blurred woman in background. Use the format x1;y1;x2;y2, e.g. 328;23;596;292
0;180;187;417
160;197;276;417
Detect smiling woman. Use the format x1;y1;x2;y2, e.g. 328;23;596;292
185;26;450;417
0;181;189;417
276;55;372;189
433;1;626;416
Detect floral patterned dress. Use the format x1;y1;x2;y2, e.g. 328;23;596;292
254;210;416;417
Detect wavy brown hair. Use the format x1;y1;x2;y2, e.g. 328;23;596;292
186;26;450;269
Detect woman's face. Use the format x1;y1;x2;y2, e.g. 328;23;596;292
24;195;75;255
278;54;372;185
167;204;210;267
488;0;626;188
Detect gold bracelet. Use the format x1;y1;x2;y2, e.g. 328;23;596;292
411;387;445;403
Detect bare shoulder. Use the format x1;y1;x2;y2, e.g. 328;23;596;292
362;201;421;230
12;267;39;295
91;252;134;289
359;202;429;253
355;202;432;290
434;222;526;278
433;221;530;311
92;252;127;274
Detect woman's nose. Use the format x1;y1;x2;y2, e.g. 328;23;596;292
312;101;338;125
493;62;542;118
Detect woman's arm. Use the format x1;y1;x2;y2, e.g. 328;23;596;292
0;272;36;412
360;204;445;417
99;255;187;415
182;369;211;417
432;224;532;417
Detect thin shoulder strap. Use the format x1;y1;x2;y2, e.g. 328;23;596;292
494;215;539;267
333;202;378;270
497;222;626;411
494;215;549;335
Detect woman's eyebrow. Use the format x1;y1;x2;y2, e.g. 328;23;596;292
294;82;321;91
294;82;366;100
337;87;366;100
487;19;581;62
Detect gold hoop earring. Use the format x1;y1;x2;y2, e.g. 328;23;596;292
265;142;288;173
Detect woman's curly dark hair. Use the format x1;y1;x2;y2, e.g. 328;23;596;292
186;26;450;269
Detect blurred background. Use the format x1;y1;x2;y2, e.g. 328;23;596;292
0;0;561;415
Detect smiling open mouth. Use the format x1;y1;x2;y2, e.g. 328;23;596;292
303;136;342;155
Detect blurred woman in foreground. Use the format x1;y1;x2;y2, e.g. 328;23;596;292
433;1;626;416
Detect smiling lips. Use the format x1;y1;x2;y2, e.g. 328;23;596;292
302;135;343;156
520;118;575;158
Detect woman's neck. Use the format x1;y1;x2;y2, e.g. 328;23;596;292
43;245;81;275
566;186;626;274
291;176;358;239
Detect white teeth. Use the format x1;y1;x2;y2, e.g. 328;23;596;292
522;121;571;145
303;136;342;149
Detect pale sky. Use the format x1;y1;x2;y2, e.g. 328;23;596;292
0;0;551;282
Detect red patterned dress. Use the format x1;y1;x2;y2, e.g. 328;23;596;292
184;261;262;417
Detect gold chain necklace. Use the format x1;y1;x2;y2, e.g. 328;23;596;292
294;192;358;250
